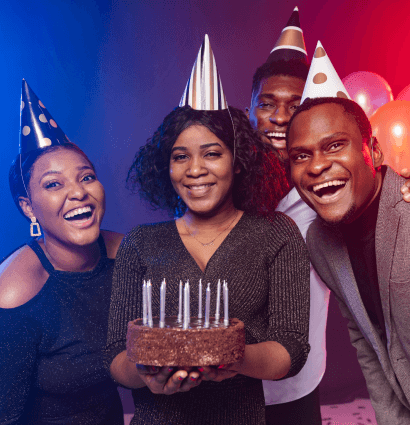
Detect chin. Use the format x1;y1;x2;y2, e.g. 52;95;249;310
317;204;356;227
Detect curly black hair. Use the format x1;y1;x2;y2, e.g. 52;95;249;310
127;105;290;218
9;142;95;220
251;59;309;99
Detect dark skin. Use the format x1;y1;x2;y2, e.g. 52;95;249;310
287;103;384;225
246;75;305;159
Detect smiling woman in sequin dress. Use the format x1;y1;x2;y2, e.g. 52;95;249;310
0;142;124;424
106;105;311;424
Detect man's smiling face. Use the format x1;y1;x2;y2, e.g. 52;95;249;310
288;102;383;225
248;74;305;159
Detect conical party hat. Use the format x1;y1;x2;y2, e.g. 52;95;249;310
300;41;350;104
19;79;71;154
179;35;228;110
266;6;308;65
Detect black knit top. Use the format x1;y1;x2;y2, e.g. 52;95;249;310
106;212;310;425
0;236;123;425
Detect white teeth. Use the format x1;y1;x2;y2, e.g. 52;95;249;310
64;206;92;219
188;184;211;190
267;132;286;138
313;180;346;193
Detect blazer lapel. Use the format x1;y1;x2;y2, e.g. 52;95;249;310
375;168;402;348
323;226;386;360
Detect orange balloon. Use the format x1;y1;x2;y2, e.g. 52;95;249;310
369;100;410;172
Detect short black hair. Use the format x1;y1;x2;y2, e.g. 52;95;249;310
127;105;289;218
9;143;94;220
251;59;309;98
286;97;372;149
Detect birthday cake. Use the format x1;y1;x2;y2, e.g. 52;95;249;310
126;317;245;366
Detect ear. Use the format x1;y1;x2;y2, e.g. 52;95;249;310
19;197;34;220
245;107;250;119
371;137;384;168
234;165;241;174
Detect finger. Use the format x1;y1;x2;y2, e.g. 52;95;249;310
400;168;410;177
401;181;410;193
162;370;188;395
404;192;410;203
136;364;158;374
152;366;175;385
197;366;218;381
179;371;202;392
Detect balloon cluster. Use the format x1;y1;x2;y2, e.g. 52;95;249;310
342;72;410;172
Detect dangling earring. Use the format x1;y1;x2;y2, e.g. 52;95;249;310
30;217;41;237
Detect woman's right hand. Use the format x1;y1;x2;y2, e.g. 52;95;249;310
136;365;202;395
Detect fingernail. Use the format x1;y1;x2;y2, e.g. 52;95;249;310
197;367;204;372
178;375;184;381
168;367;173;372
218;364;225;369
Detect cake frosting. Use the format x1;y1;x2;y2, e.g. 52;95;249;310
126;317;245;366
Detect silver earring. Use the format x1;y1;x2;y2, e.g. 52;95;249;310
30;217;41;237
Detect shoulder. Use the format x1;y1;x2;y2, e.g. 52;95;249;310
101;230;124;259
0;245;48;309
259;211;304;241
116;221;175;258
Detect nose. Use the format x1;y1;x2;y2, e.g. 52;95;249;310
269;105;291;127
187;155;208;177
307;152;332;176
67;181;88;200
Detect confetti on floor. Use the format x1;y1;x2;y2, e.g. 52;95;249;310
321;398;377;424
124;398;378;424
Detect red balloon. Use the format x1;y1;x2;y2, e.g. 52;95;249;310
370;101;410;172
342;71;393;117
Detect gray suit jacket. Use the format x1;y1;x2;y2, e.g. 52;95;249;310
307;167;410;425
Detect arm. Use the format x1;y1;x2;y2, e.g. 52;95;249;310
105;230;200;394
203;214;310;382
399;168;410;202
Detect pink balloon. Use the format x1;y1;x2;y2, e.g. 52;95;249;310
342;71;393;117
396;84;410;101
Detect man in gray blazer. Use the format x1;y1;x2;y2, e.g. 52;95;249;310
286;96;410;424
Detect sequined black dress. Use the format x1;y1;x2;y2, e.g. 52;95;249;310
106;213;310;424
0;236;123;425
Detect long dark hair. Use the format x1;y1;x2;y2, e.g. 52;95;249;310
9;143;94;220
127;105;289;218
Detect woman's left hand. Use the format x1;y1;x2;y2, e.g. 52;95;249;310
197;364;239;382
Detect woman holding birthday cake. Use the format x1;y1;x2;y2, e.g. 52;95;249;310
106;36;310;424
0;81;124;424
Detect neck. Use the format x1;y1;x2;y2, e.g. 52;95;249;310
40;235;101;272
183;203;238;229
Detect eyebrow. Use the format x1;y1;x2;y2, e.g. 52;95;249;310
289;132;350;154
39;165;93;184
171;142;222;152
257;93;302;101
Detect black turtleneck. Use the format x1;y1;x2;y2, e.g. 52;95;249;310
342;168;387;344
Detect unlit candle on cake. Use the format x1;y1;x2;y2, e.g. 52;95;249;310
215;279;221;323
159;279;166;328
178;280;182;323
142;280;147;325
223;281;229;326
198;279;202;319
205;282;211;328
147;280;153;327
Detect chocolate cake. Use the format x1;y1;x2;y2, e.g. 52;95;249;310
126;317;245;366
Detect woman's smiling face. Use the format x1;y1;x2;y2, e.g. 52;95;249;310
25;147;105;248
169;125;236;216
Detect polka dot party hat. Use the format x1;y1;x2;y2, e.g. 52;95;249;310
179;34;228;110
266;6;308;66
19;79;71;155
300;41;350;104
